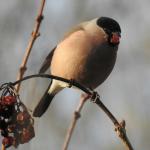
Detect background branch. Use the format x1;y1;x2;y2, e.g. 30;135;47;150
1;1;46;150
62;94;89;150
63;91;134;150
15;0;46;93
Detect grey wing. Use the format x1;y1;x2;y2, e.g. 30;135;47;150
39;47;56;73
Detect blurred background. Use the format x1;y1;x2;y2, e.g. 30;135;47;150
0;0;150;149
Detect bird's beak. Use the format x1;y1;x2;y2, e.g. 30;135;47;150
110;32;121;44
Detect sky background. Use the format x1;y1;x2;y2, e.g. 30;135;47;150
0;0;150;150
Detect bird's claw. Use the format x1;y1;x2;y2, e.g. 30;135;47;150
90;91;100;103
68;79;75;88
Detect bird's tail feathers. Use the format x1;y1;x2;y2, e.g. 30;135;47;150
33;79;67;117
33;80;55;117
33;92;55;117
33;82;54;117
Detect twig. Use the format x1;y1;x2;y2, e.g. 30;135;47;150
1;144;5;150
95;98;134;150
63;92;134;150
62;94;90;150
15;0;46;92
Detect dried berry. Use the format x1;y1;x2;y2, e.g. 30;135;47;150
0;120;8;130
0;106;14;118
17;111;30;125
21;128;32;144
1;130;8;137
0;84;35;148
1;96;16;106
2;136;14;148
7;124;16;133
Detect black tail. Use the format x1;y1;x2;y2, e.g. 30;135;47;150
33;83;54;117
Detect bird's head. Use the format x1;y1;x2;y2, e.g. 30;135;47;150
97;17;121;46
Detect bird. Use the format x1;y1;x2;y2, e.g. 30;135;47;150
33;17;121;117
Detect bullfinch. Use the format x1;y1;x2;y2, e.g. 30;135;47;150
33;17;121;117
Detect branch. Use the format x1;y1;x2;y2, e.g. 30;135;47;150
15;0;46;92
1;1;46;150
95;98;134;150
62;94;90;150
1;145;5;150
63;91;134;150
1;73;134;149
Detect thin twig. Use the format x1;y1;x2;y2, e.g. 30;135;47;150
15;0;46;92
62;94;90;150
63;94;134;150
1;144;5;150
95;98;134;150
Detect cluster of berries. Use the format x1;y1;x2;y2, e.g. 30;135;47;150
0;85;35;149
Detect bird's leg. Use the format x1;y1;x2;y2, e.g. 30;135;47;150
80;91;100;105
80;93;92;101
68;79;75;88
81;86;100;103
90;91;100;103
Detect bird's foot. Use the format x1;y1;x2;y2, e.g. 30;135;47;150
90;91;100;103
81;91;100;103
68;79;75;88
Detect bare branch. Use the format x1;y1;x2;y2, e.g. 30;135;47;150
1;0;46;149
2;74;134;150
95;98;134;150
1;144;5;150
63;91;134;150
15;0;46;92
62;94;90;150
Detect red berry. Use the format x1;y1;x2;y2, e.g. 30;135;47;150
20;128;31;144
1;96;16;106
2;136;14;147
7;124;16;133
17;111;30;125
20;126;35;144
